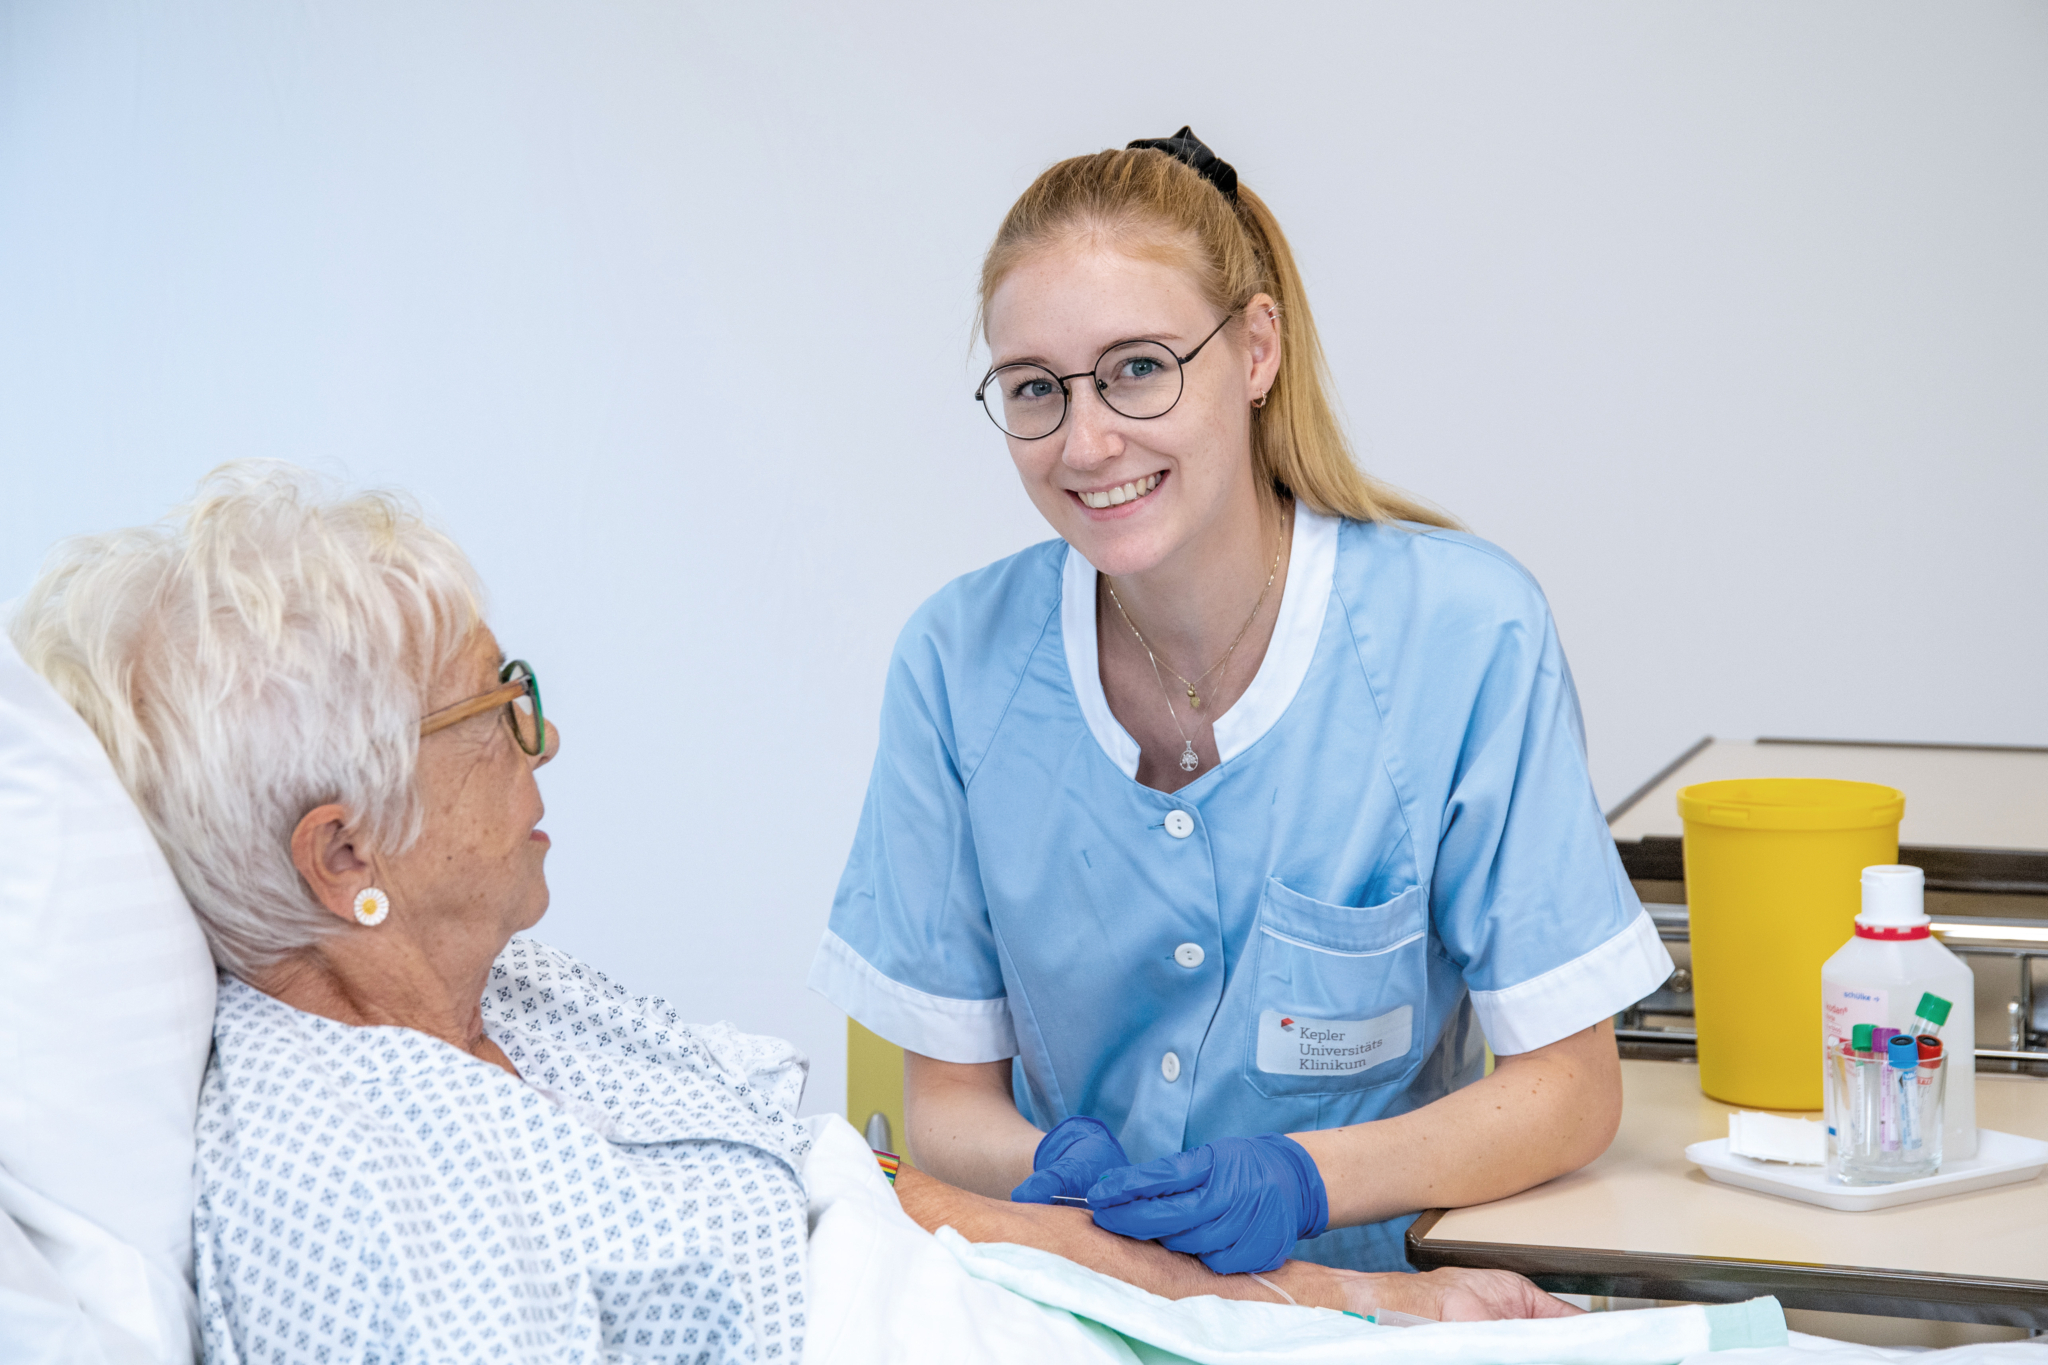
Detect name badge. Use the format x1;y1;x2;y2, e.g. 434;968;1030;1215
1256;1007;1412;1077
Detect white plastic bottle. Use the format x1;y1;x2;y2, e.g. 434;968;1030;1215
1821;865;1976;1161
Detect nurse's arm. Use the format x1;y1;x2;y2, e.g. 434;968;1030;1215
1290;1019;1623;1229
891;1164;1574;1320
901;1051;1044;1198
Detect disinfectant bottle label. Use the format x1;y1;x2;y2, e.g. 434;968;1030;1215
1823;985;1888;1046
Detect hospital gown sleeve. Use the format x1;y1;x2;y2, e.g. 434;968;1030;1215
1423;551;1672;1055
806;609;1019;1064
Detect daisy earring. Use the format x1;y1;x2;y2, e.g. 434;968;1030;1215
352;887;391;927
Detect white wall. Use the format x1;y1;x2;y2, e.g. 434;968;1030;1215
4;2;2043;1116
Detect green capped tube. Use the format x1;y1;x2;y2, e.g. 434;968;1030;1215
1910;992;1952;1038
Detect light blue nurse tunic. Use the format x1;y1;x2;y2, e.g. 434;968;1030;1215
808;508;1672;1271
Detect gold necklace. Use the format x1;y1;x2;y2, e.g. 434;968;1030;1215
1105;524;1285;774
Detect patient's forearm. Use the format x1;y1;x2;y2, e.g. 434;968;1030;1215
891;1165;1347;1309
889;1166;1575;1322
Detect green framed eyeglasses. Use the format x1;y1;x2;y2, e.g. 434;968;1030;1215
418;658;546;756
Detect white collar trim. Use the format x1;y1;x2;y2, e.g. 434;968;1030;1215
1061;506;1338;781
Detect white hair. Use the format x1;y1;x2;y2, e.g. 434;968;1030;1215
8;461;484;979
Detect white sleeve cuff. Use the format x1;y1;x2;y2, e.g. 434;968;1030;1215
1468;910;1674;1056
805;929;1019;1064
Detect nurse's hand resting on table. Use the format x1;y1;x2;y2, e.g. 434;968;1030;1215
1012;1116;1130;1204
1086;1133;1329;1274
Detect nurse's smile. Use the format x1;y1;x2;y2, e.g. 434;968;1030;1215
1072;472;1165;512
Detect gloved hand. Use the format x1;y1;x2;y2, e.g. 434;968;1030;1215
1085;1133;1329;1275
1011;1116;1130;1204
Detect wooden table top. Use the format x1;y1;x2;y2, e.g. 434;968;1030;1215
1408;1058;2048;1325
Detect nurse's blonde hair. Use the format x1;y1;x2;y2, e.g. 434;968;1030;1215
979;145;1456;529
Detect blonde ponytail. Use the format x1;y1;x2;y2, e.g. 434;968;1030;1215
979;145;1456;530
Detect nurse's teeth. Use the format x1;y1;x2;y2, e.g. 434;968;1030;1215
1079;474;1162;509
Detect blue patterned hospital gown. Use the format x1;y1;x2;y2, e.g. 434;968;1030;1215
193;938;812;1364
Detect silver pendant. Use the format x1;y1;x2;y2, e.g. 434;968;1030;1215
1179;741;1200;772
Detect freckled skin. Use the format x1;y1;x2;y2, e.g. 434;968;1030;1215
267;628;559;1076
985;246;1275;586
393;637;552;940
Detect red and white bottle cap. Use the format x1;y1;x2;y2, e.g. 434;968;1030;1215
1855;864;1930;941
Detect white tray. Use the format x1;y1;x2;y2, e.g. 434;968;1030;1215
1684;1128;2048;1211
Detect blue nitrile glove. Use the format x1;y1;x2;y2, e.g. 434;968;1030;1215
1011;1116;1131;1204
1085;1134;1330;1275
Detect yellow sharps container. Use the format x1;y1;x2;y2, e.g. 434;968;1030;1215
1679;778;1904;1109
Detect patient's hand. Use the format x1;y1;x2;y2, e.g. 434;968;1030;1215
891;1165;1574;1321
1315;1265;1581;1322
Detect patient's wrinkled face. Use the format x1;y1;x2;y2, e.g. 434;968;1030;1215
385;628;558;945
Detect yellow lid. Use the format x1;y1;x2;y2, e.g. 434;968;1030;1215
1676;777;1905;831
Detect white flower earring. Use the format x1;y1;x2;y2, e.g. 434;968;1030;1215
352;887;391;927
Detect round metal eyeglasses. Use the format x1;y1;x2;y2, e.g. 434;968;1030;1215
975;314;1232;440
418;658;547;756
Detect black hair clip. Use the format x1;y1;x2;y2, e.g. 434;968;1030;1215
1127;125;1238;201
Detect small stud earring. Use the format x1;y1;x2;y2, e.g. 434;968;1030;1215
1251;393;1268;409
353;887;391;927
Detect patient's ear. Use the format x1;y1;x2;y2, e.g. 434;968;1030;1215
291;804;377;924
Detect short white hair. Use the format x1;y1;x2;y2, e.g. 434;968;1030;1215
8;462;484;978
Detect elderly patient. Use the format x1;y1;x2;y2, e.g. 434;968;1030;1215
13;464;1565;1364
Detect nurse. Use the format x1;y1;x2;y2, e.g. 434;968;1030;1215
808;128;1673;1275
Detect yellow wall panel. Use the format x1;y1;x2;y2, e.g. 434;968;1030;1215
846;1019;906;1156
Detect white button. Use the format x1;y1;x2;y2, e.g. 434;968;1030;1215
1174;943;1205;969
1163;810;1195;839
1160;1051;1182;1082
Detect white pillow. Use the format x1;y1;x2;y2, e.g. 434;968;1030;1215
0;630;217;1365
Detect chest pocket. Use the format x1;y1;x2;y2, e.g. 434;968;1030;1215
1242;878;1429;1098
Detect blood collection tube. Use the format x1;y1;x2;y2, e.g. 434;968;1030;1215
1887;1034;1919;1152
1848;1023;1877;1159
1909;993;1952;1039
